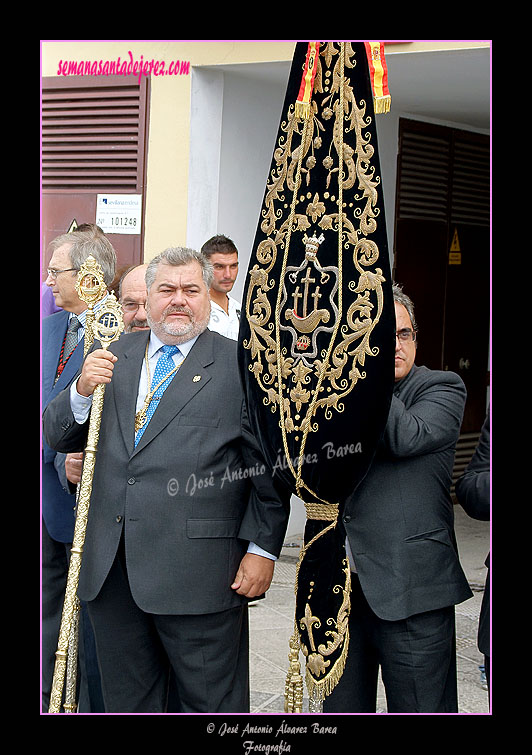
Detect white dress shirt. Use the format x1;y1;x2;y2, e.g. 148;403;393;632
70;330;197;423
208;295;241;341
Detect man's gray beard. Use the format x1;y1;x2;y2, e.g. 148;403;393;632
147;308;209;344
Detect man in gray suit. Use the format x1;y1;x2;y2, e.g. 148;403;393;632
43;247;290;713
323;284;473;713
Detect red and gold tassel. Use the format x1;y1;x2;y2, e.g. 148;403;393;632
295;42;319;120
364;41;391;114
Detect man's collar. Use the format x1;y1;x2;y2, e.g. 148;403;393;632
148;330;199;359
210;294;241;314
393;363;417;393
68;293;109;327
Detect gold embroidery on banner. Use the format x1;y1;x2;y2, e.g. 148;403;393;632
245;44;384;708
243;42;386;492
299;560;352;698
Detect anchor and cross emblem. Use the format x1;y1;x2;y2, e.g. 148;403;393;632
281;232;339;358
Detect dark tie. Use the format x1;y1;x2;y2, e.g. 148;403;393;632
55;316;81;383
134;345;180;447
64;316;81;359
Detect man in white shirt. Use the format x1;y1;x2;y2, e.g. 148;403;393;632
201;234;241;340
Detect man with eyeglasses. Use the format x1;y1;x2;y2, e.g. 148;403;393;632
118;264;149;333
42;228;116;712
324;283;472;714
63;265;151;491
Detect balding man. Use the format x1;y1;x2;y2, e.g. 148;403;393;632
118;264;149;332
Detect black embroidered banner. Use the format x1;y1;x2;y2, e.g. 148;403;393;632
238;41;395;710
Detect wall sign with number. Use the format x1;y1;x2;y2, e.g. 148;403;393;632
96;194;142;235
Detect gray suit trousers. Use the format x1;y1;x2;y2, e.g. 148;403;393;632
87;539;250;713
323;574;458;713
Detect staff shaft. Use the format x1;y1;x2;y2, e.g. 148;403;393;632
61;301;98;712
48;381;105;713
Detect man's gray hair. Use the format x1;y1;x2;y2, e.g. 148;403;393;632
145;247;214;291
48;230;117;287
392;283;418;333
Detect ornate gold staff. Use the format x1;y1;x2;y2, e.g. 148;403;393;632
48;262;123;714
61;257;109;713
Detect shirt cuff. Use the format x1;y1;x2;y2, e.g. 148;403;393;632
247;542;277;561
70;378;93;424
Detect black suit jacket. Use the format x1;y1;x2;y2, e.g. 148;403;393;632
343;364;473;621
43;328;290;615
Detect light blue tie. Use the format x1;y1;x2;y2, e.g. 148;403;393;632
134;345;180;446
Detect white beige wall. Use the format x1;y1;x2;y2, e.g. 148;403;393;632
41;40;489;268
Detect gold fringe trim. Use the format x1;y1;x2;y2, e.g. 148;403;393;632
284;625;351;712
306;627;350;705
374;95;391;114
294;101;311;120
284;528;352;712
284;632;304;712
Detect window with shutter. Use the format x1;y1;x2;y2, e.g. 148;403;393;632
450;134;490;227
41;75;148;193
393;118;490;433
396;118;489;227
396;127;451;222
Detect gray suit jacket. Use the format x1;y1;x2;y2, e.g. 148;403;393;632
343;364;473;621
43;329;289;615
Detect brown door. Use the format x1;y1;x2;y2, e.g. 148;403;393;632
393;119;489;432
41;74;150;276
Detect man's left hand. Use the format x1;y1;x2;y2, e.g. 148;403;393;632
65;452;84;484
231;553;275;598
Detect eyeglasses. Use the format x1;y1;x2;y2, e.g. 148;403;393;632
47;267;77;279
121;301;147;313
396;328;417;342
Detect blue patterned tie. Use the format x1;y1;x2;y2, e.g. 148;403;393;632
134;345;180;446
